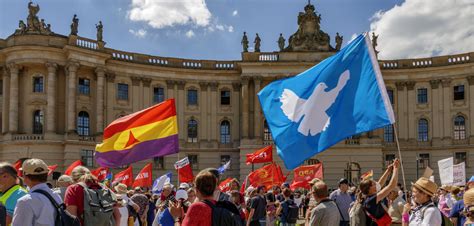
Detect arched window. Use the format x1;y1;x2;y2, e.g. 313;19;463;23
187;119;198;143
33;110;44;134
454;116;466;140
220;120;231;144
77;111;90;136
418;119;429;142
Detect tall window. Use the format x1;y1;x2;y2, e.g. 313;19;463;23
81;150;94;167
454;152;467;165
153;87;165;103
117;83;129;100
220;90;230;105
187;119;198;143
418;153;430;169
384;125;394;143
33;110;44;134
385;154;396;168
418;119;429;142
454;85;465;100
220;120;231;144
454;116;466;140
153;157;164;169
187;89;198;106
188;154;198;170
33;76;44;93
263;121;273;142
77;111;90;136
387;89;394;105
78;78;90;95
417;88;428;104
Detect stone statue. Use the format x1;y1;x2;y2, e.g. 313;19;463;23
254;33;261;52
241;32;249;52
15;20;27;35
96;21;103;41
14;2;52;35
278;33;286;51
371;32;378;49
27;2;41;31
70;14;79;35
335;32;343;51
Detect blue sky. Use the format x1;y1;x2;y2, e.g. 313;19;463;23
1;0;472;60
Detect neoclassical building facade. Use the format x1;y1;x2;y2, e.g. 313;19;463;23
0;2;473;187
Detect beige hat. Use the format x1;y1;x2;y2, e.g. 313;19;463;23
464;188;474;212
22;158;49;176
440;184;452;192
412;177;438;197
57;175;73;183
309;178;322;185
115;183;128;194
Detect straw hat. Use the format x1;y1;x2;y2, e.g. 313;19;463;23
440;184;452;192
114;183;128;194
412;177;438;197
464;188;474;211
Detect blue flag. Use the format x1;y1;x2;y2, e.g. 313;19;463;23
152;172;172;194
258;33;395;170
217;160;231;175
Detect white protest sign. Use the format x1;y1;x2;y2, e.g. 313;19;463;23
438;157;453;185
452;162;466;186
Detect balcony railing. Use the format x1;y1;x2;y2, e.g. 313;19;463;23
13;134;44;141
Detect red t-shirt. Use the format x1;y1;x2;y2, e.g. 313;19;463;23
182;200;216;226
64;182;102;225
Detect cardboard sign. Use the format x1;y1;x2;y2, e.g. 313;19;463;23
452;162;466;186
438;157;454;185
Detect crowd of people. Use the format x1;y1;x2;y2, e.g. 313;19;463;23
0;158;474;226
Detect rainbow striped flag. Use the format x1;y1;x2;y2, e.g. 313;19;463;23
95;99;179;168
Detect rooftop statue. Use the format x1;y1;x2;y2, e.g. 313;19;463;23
241;32;249;52
372;32;379;57
70;14;79;35
96;21;103;41
254;33;261;52
278;33;286;51
335;32;343;51
285;1;333;52
15;2;52;35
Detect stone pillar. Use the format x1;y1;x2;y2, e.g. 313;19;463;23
176;81;186;142
468;76;474;142
241;77;250;138
95;67;105;134
442;79;451;140
142;78;152;108
430;80;441;140
395;82;407;140
232;82;241;142
131;76;141;112
105;73;115;125
166;80;175;99
8;63;20;133
46;62;58;133
2;67;10;134
199;82;208;141
406;81;416;141
66;62;79;133
253;76;262;140
209;82;218;142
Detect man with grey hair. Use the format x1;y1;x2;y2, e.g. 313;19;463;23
53;175;73;200
309;181;341;226
0;162;27;225
387;187;405;225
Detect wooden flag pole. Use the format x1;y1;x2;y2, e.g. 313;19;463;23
177;152;180;186
392;123;407;197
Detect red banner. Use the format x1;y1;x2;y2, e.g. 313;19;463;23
48;165;58;176
218;178;234;192
113;166;133;187
91;167;109;181
132;163;153;188
291;163;323;189
64;160;82;176
13;159;23;177
248;163;284;189
175;157;194;183
246;145;273;165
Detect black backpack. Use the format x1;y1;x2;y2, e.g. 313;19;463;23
33;189;81;226
202;200;244;226
0;203;6;226
282;200;299;224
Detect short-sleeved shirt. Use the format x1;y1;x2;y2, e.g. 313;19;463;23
449;200;465;226
0;185;27;217
280;199;295;223
249;195;267;222
64;182;102;225
181;200;215;226
330;189;352;221
363;194;387;226
408;202;442;226
309;199;341;226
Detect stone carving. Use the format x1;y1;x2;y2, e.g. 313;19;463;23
15;2;52;35
241;32;249;52
278;33;286;51
335;32;343;51
15;20;27;35
285;1;332;52
372;32;379;56
70;14;79;35
96;21;103;41
254;33;261;52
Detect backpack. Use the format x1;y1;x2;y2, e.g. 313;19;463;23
78;183;116;226
32;189;81;226
282;200;299;224
421;203;446;226
202;200;244;226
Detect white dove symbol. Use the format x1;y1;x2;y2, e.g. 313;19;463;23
280;70;350;136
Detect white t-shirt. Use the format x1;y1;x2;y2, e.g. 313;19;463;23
409;204;442;226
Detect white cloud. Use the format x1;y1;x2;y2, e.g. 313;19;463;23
216;24;225;31
369;0;474;59
129;29;147;38
228;25;234;33
232;10;238;16
128;0;212;29
186;30;195;38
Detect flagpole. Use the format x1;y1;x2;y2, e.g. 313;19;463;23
392;123;407;198
177;152;180;186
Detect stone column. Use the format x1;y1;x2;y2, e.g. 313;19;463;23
253;76;262;140
442;79;452;140
395;82;407;140
66;62;79;133
209;82;218;143
8;63;20;133
468;76;474;142
166;80;175;99
176;81;186;142
241;77;250;138
95;67;105;134
2;67;10;134
142;78;152;107
406;81;416;142
199;82;208;141
45;62;58;133
131;76;141;112
232;82;241;142
105;73;115;125
430;80;441;140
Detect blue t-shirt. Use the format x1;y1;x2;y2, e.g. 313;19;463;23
159;208;175;226
280;199;294;223
147;201;156;226
449;200;465;226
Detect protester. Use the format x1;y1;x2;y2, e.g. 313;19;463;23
53;175;73;200
0;162;27;225
0;202;6;226
230;190;246;222
463;187;474;225
265;189;277;226
276;188;298;226
247;186;267;226
204;168;230;202
309;181;341;225
146;193;156;226
402;177;441;226
187;188;196;204
438;185;455;219
305;178;322;225
449;176;474;226
387;187;405;225
116;194;129;226
131;187;149;225
330;178;352;226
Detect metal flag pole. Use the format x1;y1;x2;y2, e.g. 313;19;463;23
392;123;407;197
177;152;180;186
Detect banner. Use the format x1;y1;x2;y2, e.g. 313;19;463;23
47;165;58;176
453;162;466;186
290;163;323;189
246;145;273;165
218;178;234;192
248;163;283;189
175;157;194;183
132;163;153;188
152;172;172;194
360;170;373;181
438;157;454;185
64;160;82;176
217;160;231;175
91;167;109;181
113;166;133;187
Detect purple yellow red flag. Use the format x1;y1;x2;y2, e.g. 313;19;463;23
95;99;179;168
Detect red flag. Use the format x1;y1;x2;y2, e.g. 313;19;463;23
91;167;110;181
113;166;133;187
13;159;23;177
132;163;153;188
275;164;286;182
48;165;58;176
174;157;194;183
240;176;248;194
246;145;273;165
248;163;283;189
218;178;234;192
64;160;82;176
290;163;323;189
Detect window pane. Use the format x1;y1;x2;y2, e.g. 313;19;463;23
263;121;273;142
77;111;90;136
454;116;466;140
418;119;428;142
188;155;198;170
33;110;44;134
117;83;129;100
153;87;165;103
187;90;198;105
387;89;394;105
417;88;427;104
454;152;466;165
220;121;231;144
78;78;90;95
384;125;394;143
33;77;44;93
153;157;164;169
418;153;430;168
454;85;465;100
81;150;94;167
221;91;230;105
187;119;198;142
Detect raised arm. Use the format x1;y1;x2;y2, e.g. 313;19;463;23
378;163;393;187
377;159;399;203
